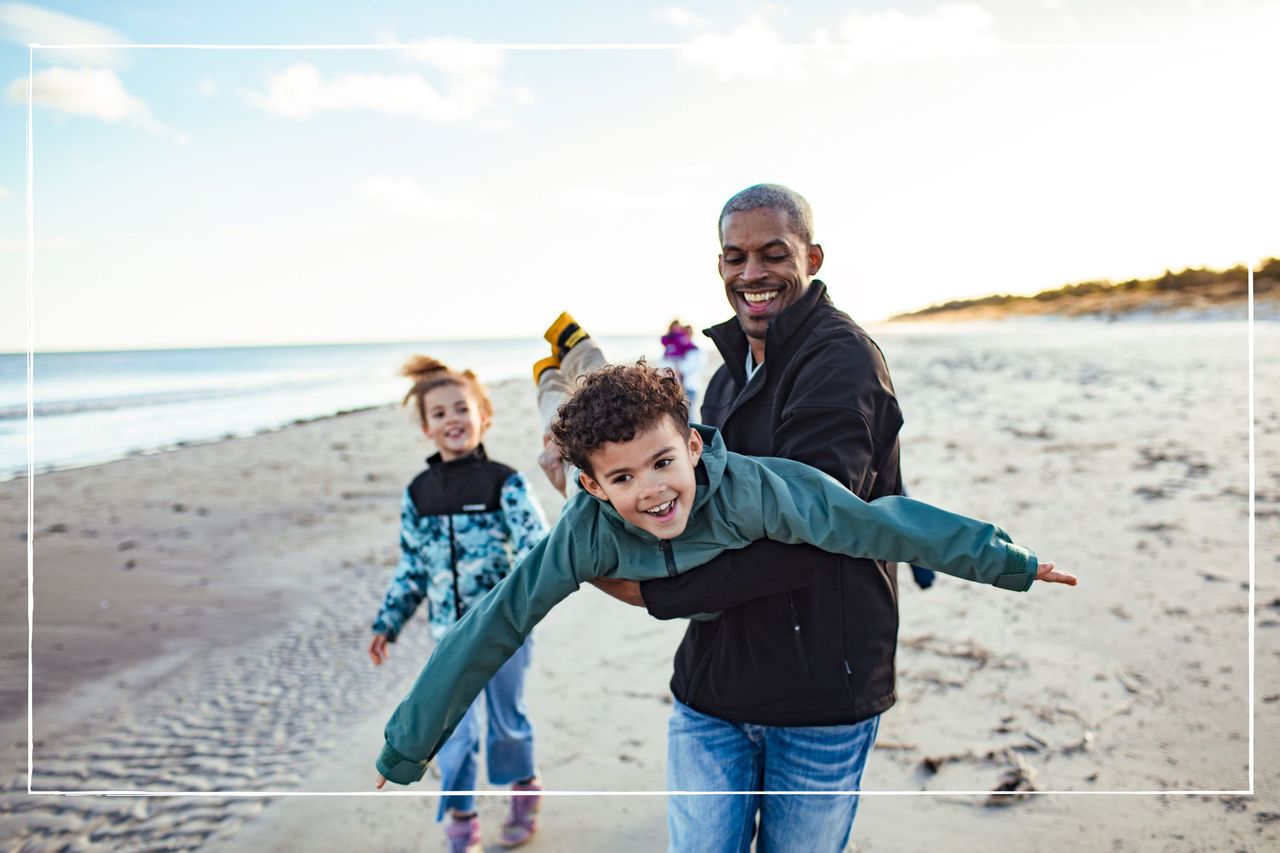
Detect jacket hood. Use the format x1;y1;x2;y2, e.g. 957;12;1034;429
704;279;832;387
588;424;727;538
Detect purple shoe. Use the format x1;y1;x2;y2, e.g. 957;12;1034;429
500;779;542;847
445;814;482;853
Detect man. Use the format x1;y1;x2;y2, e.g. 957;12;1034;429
596;184;904;852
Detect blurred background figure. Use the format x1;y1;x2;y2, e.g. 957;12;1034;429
659;319;705;421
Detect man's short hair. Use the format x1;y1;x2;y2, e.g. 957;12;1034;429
718;183;815;246
550;362;688;476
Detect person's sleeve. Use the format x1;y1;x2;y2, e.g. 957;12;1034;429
377;506;606;785
759;463;1038;592
371;489;428;641
500;471;550;563
643;539;830;620
772;335;903;498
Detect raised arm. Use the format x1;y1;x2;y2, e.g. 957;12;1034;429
377;510;599;785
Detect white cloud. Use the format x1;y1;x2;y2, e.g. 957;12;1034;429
680;17;808;81
7;67;186;142
831;5;1000;64
0;185;10;199
397;36;505;77
197;75;218;97
653;7;709;29
677;4;1001;80
552;187;698;215
248;55;520;124
354;175;498;224
0;1;126;67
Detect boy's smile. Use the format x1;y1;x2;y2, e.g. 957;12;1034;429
578;416;703;539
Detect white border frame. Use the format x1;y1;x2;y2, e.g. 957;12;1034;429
23;41;1256;800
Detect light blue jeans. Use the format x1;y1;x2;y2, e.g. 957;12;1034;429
434;634;537;819
666;698;880;853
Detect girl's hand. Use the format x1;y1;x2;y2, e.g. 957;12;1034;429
1035;560;1077;586
375;773;386;790
369;634;391;665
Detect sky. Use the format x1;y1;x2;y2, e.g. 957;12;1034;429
1;0;1277;351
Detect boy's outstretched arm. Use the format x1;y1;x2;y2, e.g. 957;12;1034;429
376;508;601;787
752;460;1068;592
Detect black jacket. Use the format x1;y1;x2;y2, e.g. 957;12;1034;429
640;281;904;726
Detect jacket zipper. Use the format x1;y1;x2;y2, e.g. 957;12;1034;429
660;539;678;577
787;594;812;680
838;568;857;706
448;515;462;620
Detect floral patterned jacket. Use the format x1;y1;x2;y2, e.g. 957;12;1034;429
372;445;548;641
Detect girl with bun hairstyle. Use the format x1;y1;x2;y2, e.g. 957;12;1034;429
369;356;548;852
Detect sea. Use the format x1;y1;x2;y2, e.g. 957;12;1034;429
0;335;662;479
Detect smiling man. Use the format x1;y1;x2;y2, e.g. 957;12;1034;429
633;184;909;852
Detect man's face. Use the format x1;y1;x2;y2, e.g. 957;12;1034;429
578;416;704;540
718;207;824;340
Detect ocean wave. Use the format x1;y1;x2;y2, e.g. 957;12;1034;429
0;382;329;421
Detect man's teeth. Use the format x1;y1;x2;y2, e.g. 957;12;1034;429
645;499;675;515
743;291;779;303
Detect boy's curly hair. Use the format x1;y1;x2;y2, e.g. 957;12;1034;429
550;361;689;476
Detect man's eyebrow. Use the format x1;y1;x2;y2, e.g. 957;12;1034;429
603;445;675;479
722;239;789;254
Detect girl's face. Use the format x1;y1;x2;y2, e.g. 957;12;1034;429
422;383;487;461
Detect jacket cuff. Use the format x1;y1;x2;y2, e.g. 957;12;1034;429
992;544;1036;592
376;741;428;785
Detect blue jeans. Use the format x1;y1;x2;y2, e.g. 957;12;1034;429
434;634;537;820
666;698;880;853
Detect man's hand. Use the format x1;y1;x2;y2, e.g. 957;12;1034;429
375;773;386;790
1034;560;1077;586
589;577;646;607
368;634;391;666
538;431;567;497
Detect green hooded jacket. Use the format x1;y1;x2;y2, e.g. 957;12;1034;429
377;425;1036;784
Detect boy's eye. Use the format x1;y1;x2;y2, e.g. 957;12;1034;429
611;474;632;485
723;254;744;264
655;458;672;469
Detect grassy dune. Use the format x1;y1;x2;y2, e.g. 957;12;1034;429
891;258;1280;322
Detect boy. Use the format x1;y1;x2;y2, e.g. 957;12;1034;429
375;363;1075;786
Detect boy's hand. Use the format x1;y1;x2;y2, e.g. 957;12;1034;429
368;634;391;666
1034;561;1077;586
590;577;645;607
375;773;386;790
538;431;567;497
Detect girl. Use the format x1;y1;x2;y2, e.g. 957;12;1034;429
369;356;548;853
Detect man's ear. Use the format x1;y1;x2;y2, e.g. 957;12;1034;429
579;470;609;502
687;427;704;463
807;242;824;276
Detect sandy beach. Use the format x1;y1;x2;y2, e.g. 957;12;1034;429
2;320;1278;852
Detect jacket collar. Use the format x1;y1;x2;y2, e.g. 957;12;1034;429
705;279;832;385
425;444;489;469
590;424;727;539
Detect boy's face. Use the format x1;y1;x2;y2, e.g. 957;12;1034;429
579;416;704;540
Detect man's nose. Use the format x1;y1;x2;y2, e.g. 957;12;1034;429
742;254;768;282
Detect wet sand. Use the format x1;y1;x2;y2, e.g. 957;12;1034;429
2;320;1277;851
